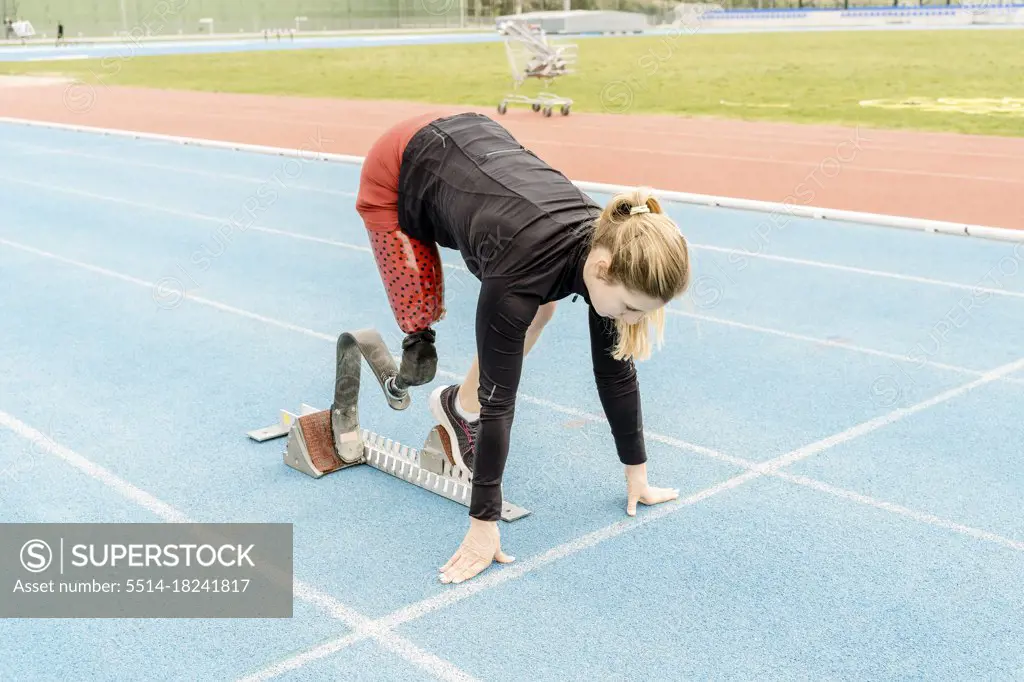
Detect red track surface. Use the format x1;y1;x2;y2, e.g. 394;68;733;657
2;83;1021;230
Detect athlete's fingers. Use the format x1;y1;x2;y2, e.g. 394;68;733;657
442;561;473;585
441;551;476;581
439;547;465;573
493;548;515;564
439;552;458;572
448;556;490;584
440;553;480;584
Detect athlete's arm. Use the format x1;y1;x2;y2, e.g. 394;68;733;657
588;305;647;466
470;278;541;522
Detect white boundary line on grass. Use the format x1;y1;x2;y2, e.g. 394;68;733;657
4;235;1024;680
0;116;1021;244
0;409;479;682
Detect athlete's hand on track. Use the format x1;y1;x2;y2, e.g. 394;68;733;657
439;517;514;584
625;462;679;516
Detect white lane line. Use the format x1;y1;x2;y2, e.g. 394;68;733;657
9;174;1024;387
303;357;1024;670
6;235;1024;681
0;175;367;252
4;236;1020;551
0;410;478;682
0;410;192;523
13;173;1023;387
3;173;1023;301
3;114;1021;245
669;309;1024;387
257;358;1024;678
772;471;1024;552
694;243;1024;300
6;173;1024;387
0;141;354;197
234;630;368;682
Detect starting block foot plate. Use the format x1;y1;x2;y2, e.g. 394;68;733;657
362;426;530;523
249;408;530;522
285;409;355;478
247;409;296;442
247;405;321;443
499;501;531;522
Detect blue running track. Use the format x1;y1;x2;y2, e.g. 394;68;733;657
1;121;1023;681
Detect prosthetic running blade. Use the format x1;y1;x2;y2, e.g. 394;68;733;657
247;327;530;522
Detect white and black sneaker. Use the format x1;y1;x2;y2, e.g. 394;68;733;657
428;384;477;473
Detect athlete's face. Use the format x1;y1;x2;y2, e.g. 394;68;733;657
591;281;664;324
584;251;665;324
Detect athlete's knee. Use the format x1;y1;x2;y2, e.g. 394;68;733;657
531;301;558;330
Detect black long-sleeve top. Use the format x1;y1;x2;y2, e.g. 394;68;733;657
397;113;646;521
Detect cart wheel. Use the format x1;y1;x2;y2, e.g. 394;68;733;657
497;101;507;115
560;105;571;116
531;103;540;112
543;107;552;117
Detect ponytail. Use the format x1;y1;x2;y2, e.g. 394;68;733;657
600;187;664;223
590;187;691;362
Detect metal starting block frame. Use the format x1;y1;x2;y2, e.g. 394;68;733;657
247;328;530;523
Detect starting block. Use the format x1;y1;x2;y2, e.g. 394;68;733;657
248;328;530;522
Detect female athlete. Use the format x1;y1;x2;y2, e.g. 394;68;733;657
355;111;692;585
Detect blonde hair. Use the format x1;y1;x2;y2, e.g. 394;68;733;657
590;187;691;362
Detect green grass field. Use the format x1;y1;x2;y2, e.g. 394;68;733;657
8;29;1024;136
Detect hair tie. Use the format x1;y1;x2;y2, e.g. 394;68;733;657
629;204;650;215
